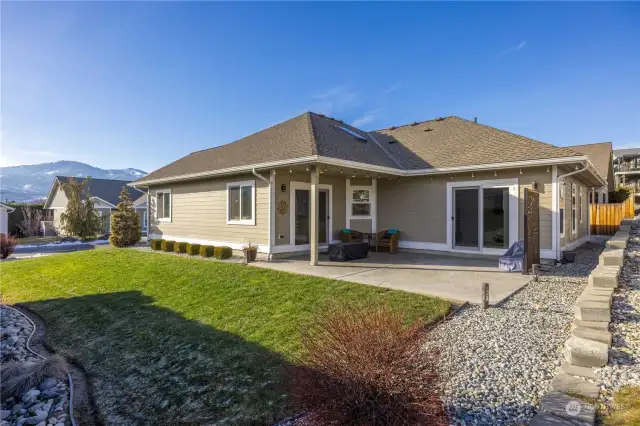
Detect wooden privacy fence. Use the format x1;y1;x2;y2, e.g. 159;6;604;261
590;197;635;235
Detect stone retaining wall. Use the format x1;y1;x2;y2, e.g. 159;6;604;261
530;219;637;426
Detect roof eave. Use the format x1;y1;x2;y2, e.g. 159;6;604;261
129;154;603;187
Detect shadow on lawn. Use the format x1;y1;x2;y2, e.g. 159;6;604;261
22;291;291;426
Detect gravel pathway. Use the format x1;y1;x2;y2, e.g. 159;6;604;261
0;306;70;426
429;243;603;425
595;232;640;417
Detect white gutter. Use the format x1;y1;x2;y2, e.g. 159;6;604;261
129;155;598;187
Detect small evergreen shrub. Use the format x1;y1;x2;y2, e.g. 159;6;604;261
199;245;215;257
214;246;233;259
174;242;188;254
0;233;18;259
149;239;163;250
161;240;175;252
186;243;200;255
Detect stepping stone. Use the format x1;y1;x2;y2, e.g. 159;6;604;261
564;336;608;368
618;224;631;233
574;300;611;322
551;372;600;399
572;326;612;346
587;267;619;289
606;237;627;249
530;412;577;426
540;391;596;425
599;248;624;267
560;362;596;379
577;293;611;306
620;219;637;226
582;286;614;296
572;319;609;331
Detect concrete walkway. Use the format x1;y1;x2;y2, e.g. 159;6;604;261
250;251;531;304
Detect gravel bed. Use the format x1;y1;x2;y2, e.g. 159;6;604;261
594;232;640;416
0;306;70;426
133;245;247;263
429;244;601;425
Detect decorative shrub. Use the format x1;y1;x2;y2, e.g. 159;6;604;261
0;233;18;259
161;240;175;252
288;304;446;426
199;245;215;257
186;243;201;255
214;246;233;259
174;242;188;254
149;239;163;250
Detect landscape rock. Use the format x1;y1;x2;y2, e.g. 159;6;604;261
571;326;612;346
564;335;608;367
540;391;595;425
550;372;600;399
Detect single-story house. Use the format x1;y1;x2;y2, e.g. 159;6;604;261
131;113;608;263
43;176;147;236
0;202;16;235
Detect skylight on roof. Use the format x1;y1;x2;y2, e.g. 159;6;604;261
336;126;367;142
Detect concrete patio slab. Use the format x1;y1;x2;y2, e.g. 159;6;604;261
251;251;531;304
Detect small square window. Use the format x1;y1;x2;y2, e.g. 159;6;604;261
227;181;255;225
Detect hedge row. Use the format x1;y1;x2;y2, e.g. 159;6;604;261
148;239;232;259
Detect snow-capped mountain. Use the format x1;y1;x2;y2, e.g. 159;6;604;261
0;161;147;202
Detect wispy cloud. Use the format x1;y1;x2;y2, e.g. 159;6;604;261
499;40;527;56
308;85;358;115
382;83;403;95
352;109;383;128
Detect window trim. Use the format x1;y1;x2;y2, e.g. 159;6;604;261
156;189;172;222
226;180;256;225
571;183;577;234
560;182;565;238
579;186;584;224
350;186;372;219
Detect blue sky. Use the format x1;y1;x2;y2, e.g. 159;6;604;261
2;2;639;172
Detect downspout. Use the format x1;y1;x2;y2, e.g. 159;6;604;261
556;162;589;259
252;169;271;253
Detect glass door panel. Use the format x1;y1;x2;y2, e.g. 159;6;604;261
294;189;309;245
454;188;479;249
483;187;509;249
319;190;328;244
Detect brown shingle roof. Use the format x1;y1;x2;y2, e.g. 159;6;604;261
134;113;590;185
371;117;580;169
135;112;398;184
566;142;612;182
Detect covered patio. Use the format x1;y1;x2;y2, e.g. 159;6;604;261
251;251;531;305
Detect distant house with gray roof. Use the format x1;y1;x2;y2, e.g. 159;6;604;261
43;176;147;236
613;148;640;191
131;112;609;262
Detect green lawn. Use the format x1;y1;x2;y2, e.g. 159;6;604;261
16;235;60;245
2;249;450;425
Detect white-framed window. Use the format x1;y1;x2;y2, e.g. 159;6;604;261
351;188;371;216
227;180;255;225
571;184;577;234
142;211;148;229
560;182;565;237
579;186;584;224
157;189;171;222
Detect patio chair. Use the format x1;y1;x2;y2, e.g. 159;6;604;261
376;229;400;254
339;229;364;243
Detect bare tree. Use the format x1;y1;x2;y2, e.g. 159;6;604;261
18;205;43;237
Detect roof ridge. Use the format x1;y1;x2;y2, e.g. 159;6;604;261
567;141;612;148
188;112;311;156
451;116;580;157
374;116;450;132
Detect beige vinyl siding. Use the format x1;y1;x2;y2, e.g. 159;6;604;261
49;187;68;208
377;166;554;250
274;171;346;245
378;177;447;243
149;174;268;245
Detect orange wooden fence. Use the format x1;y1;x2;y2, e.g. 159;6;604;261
590;197;635;235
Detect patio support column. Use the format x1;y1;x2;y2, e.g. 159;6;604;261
310;165;319;265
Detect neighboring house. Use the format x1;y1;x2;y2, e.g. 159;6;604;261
567;142;614;203
131;113;608;262
43;176;147;236
0;202;15;234
613;148;640;192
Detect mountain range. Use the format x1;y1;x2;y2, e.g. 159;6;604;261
1;161;147;202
